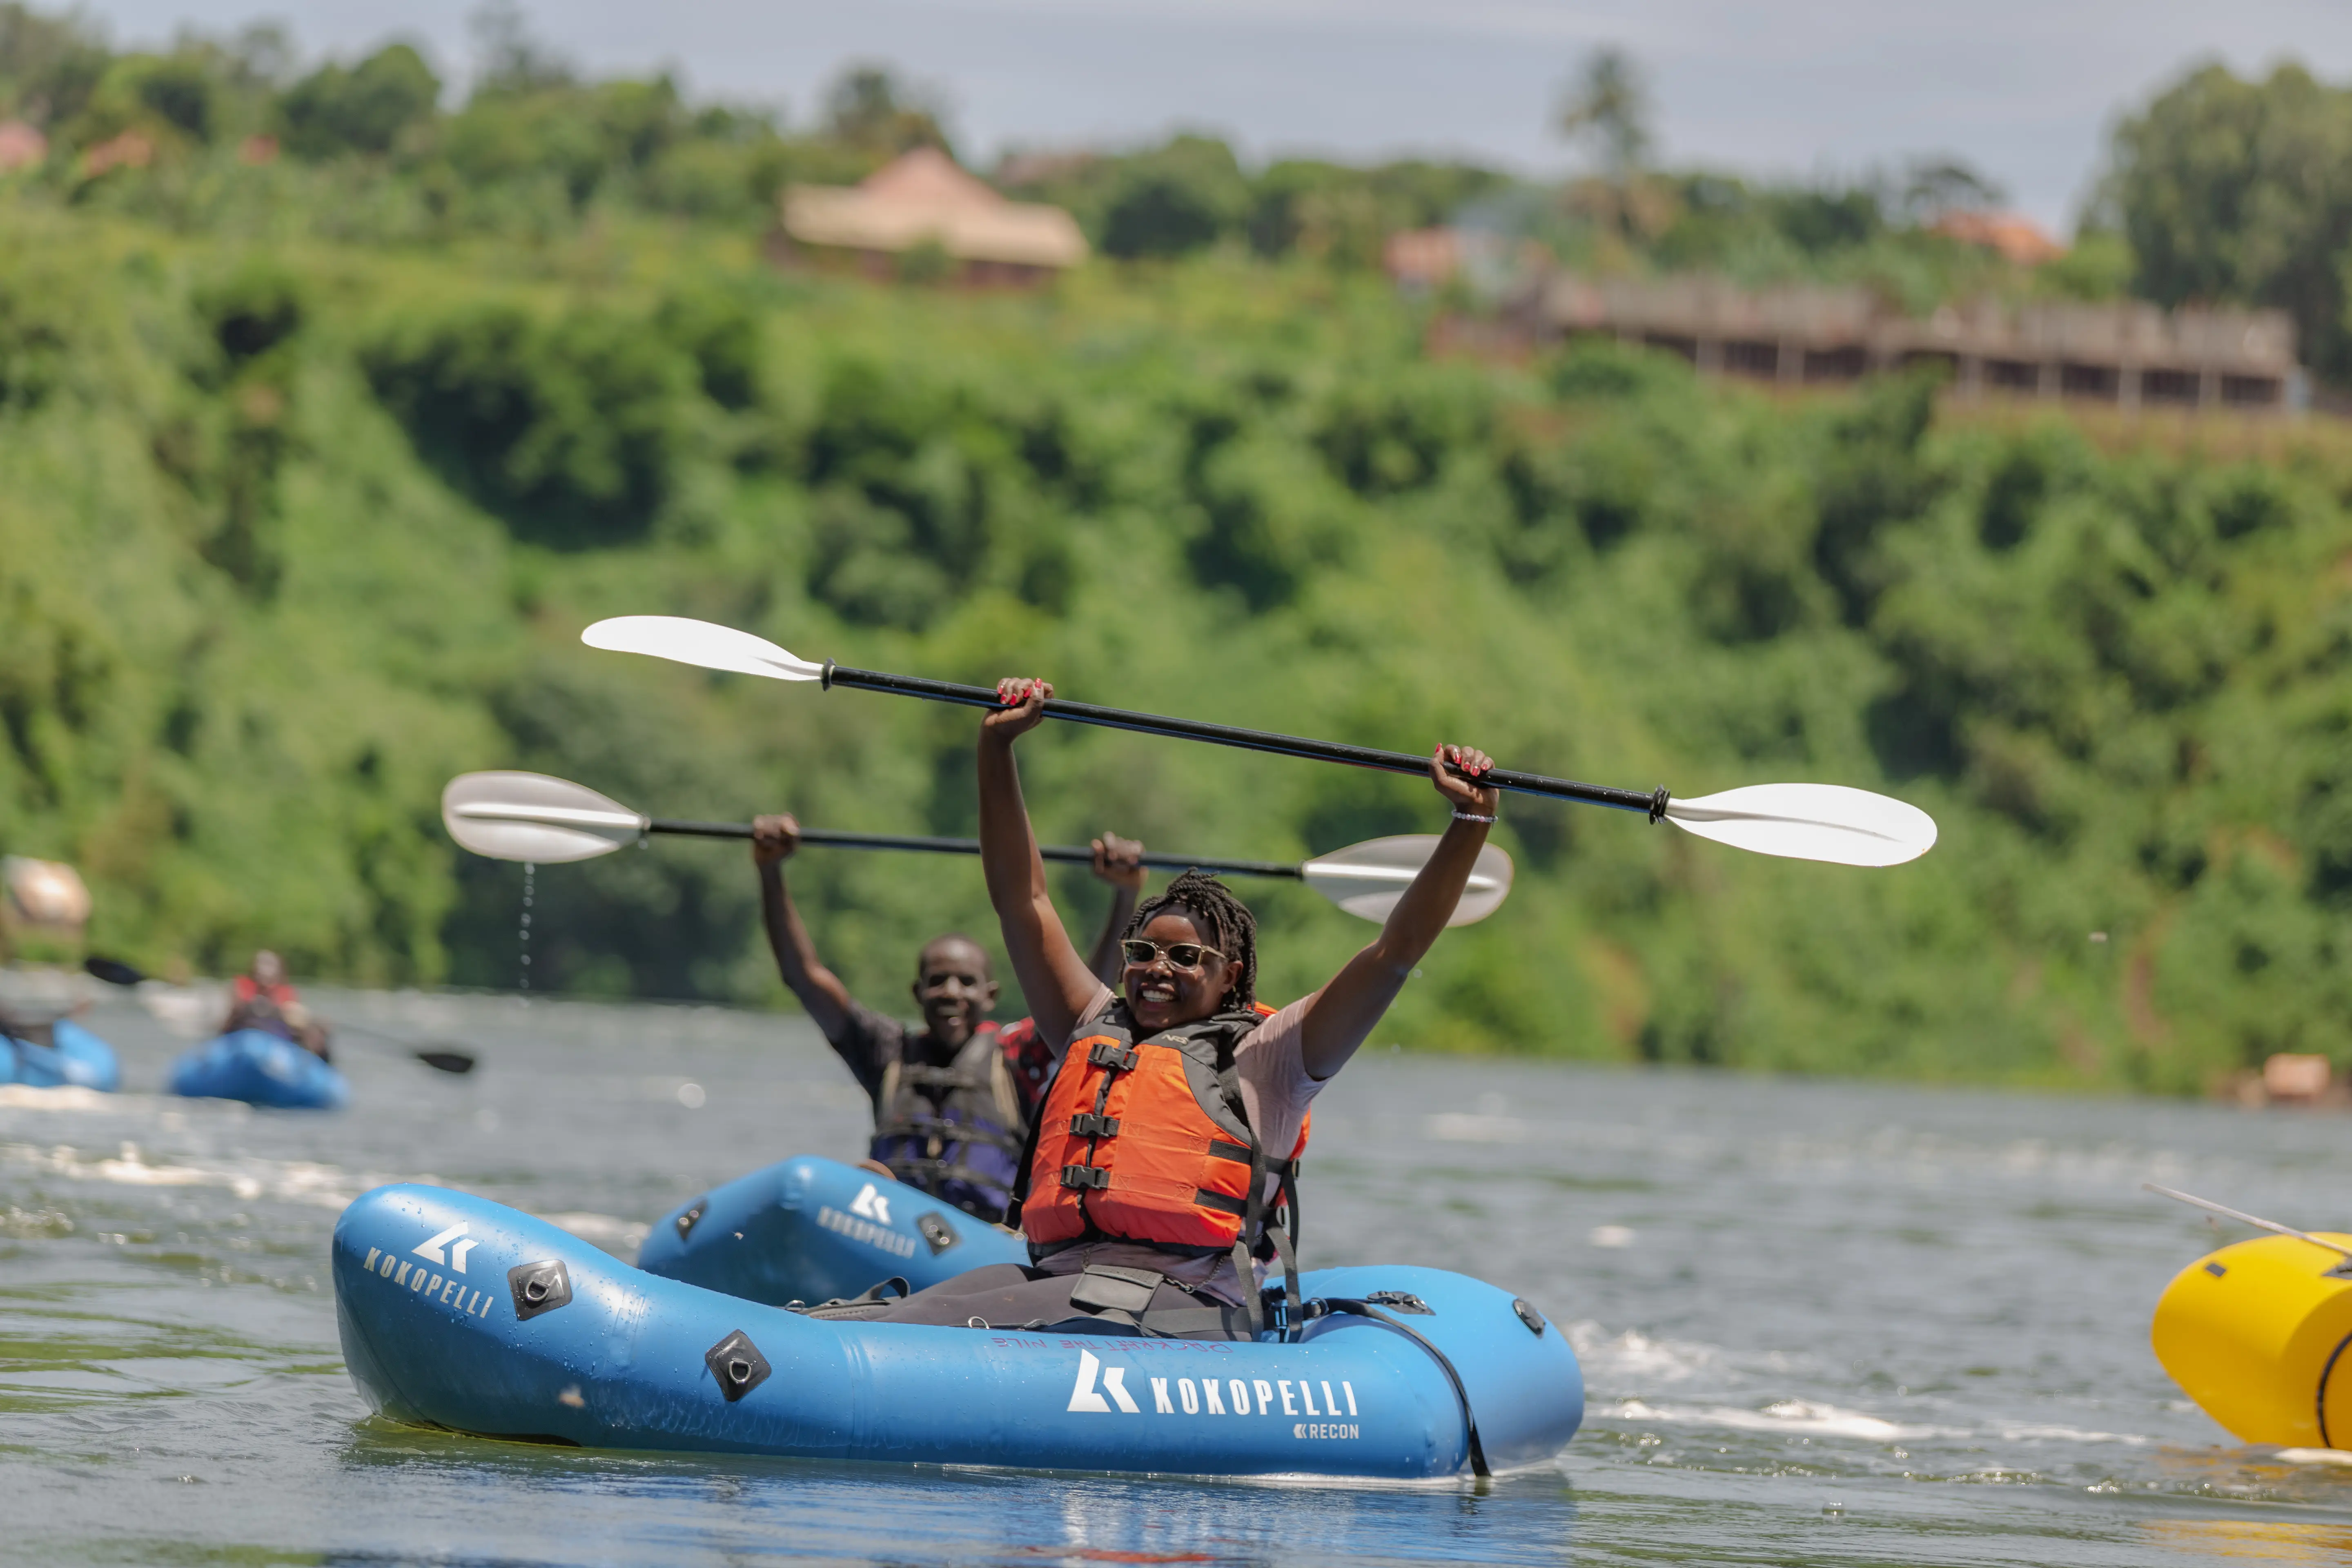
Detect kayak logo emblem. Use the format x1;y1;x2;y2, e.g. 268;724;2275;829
414;1221;477;1275
1066;1349;1141;1414
1062;1351;1360;1428
849;1183;893;1225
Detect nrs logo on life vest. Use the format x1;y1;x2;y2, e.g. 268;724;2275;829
1065;1349;1359;1434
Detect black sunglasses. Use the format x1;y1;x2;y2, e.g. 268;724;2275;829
1120;938;1223;969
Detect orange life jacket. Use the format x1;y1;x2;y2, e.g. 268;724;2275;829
1014;1001;1307;1261
233;976;298;1009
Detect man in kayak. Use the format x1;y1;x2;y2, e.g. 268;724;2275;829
752;813;1148;1225
222;949;332;1061
809;677;1499;1337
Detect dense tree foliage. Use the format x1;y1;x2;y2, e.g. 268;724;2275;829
3;14;2352;1090
1;192;2348;1092
2107;62;2352;381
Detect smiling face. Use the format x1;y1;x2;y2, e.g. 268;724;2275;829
1121;908;1234;1033
911;935;998;1050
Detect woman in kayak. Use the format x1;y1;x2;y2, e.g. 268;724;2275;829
813;677;1498;1337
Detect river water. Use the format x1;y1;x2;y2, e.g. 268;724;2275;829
6;987;2350;1566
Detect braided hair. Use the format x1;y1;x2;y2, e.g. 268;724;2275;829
1124;868;1258;1012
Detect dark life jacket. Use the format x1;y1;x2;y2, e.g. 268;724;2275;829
869;1022;1028;1225
1009;1001;1304;1289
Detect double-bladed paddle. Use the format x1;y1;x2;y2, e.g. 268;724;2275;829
441;770;1515;927
81;956;477;1074
579;616;1939;868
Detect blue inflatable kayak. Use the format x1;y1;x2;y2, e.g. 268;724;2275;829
1;1018;120;1091
639;1156;1028;1305
169;1029;348;1109
334;1184;1582;1478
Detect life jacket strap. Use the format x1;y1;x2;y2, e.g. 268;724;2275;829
1059;1164;1112;1190
1088;1038;1140;1071
1068;1111;1120;1138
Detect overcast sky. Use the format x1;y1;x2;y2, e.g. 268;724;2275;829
80;0;2352;233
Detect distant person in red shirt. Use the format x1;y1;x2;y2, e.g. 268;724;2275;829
224;950;332;1061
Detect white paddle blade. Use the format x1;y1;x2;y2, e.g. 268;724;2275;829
580;616;823;682
1301;835;1516;926
441;771;649;864
1664;783;1938;867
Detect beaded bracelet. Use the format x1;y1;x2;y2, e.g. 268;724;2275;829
1452;810;1497;824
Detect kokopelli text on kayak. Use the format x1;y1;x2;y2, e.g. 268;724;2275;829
359;1244;497;1318
1066;1348;1359;1430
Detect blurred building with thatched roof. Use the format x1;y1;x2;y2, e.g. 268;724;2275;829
779;147;1088;286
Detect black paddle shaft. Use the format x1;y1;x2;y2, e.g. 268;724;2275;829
645;819;1300;879
819;663;1669;818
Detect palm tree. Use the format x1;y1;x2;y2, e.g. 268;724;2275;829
1555;47;1652;180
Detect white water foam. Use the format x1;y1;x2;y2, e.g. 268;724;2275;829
1993;1423;2152;1446
1566;1321;1724;1384
0;1138;413;1209
7;1138;659;1249
0;1085;123;1111
1613;1397;1950;1442
1606;1398;2155;1449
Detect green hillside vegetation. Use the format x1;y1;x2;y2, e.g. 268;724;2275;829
3;11;2352;1091
4;198;2350;1092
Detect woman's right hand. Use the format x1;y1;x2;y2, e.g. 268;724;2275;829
984;677;1054;742
751;813;801;868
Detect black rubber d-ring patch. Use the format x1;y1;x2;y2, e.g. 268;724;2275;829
675;1199;708;1241
1513;1298;1547;1336
706;1329;771;1403
508;1258;572;1321
916;1212;959;1255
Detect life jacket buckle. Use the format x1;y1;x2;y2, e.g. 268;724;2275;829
1069;1111;1120;1138
1089;1039;1140;1071
1059;1163;1111;1190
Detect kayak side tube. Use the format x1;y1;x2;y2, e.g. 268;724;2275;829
334;1183;1583;1478
2;1018;120;1091
169;1029;348;1110
638;1155;1029;1306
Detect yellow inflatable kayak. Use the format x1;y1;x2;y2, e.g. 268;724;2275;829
2153;1227;2352;1447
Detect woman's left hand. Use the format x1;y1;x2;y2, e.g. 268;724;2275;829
1430;743;1500;819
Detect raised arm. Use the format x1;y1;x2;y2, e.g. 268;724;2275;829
978;679;1104;1045
1296;744;1501;1081
752;813;855;1040
1085;833;1147;985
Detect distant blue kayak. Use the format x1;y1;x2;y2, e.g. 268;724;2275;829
639;1155;1028;1306
2;1018;120;1091
169;1029;347;1110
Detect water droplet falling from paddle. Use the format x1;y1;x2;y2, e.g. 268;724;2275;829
519;862;534;1004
